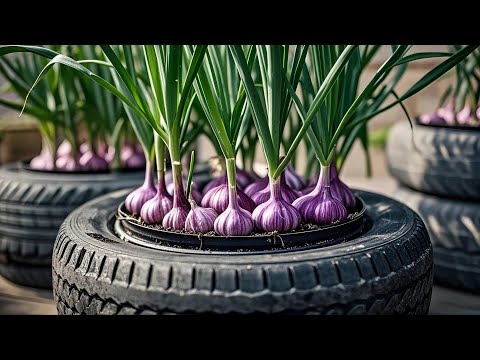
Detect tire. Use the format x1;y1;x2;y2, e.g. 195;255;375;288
393;185;480;293
52;188;433;315
0;163;145;289
386;121;480;200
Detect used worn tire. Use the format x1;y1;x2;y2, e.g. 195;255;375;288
393;185;480;293
386;121;480;200
52;188;433;315
0;163;145;289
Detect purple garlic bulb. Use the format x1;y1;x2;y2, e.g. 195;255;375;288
125;163;156;215
251;170;299;206
419;112;447;126
103;146;115;164
140;173;173;224
292;165;348;225
214;185;253;236
78;150;109;171
437;100;455;124
252;175;301;232
79;142;90;154
330;163;356;209
30;149;55;170
244;176;269;197
121;144;135;163
56;155;79;171
185;199;218;234
285;165;306;191
162;176;190;230
56;140;72;158
456;105;472;125
202;175;227;195
124;151;146;169
202;183;255;214
235;167;253;190
302;185;315;195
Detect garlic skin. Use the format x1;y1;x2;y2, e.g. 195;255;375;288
56;140;72;158
244;176;269;197
213;185;254;236
285;165;306;191
140;171;173;224
125;163;156;215
456;105;473;125
162;171;191;230
292;164;347;225
201;183;255;214
56;155;79;171
185;200;218;234
202;175;227;195
330;164;356;209
162;205;189;230
30;148;55;171
251;170;299;206
252;176;301;233
78;150;109;171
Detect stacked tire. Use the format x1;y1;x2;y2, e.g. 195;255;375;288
386;121;480;293
0;163;145;289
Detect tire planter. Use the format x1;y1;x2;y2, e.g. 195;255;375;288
386;120;480;201
393;186;480;293
52;188;433;315
0;162;144;289
0;162;211;289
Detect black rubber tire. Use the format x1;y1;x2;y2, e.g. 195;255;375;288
386;121;480;201
52;188;433;315
393;185;480;293
0;163;145;289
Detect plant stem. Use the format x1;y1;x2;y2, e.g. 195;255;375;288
226;157;238;206
270;175;282;201
154;132;166;191
169;134;188;208
316;164;331;190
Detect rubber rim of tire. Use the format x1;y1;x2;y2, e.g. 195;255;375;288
52;188;433;315
386;120;480;200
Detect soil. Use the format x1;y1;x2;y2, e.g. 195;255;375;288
119;210;361;237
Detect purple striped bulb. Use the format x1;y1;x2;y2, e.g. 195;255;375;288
162;180;190;231
124;151;146;169
330;164;356;209
30;148;55;170
419;112;447;126
56;140;72;158
437;100;455;124
140;174;173;224
244;176;269;197
125;164;156;215
202;175;227;195
78;150;109;171
235;167;254;190
79;142;90;155
252;177;301;232
202;183;255;214
251;170;300;206
292;165;347;225
56;155;79;171
213;185;253;236
185;200;218;234
285;165;306;190
456;105;473;125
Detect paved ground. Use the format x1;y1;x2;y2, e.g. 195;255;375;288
0;175;478;315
